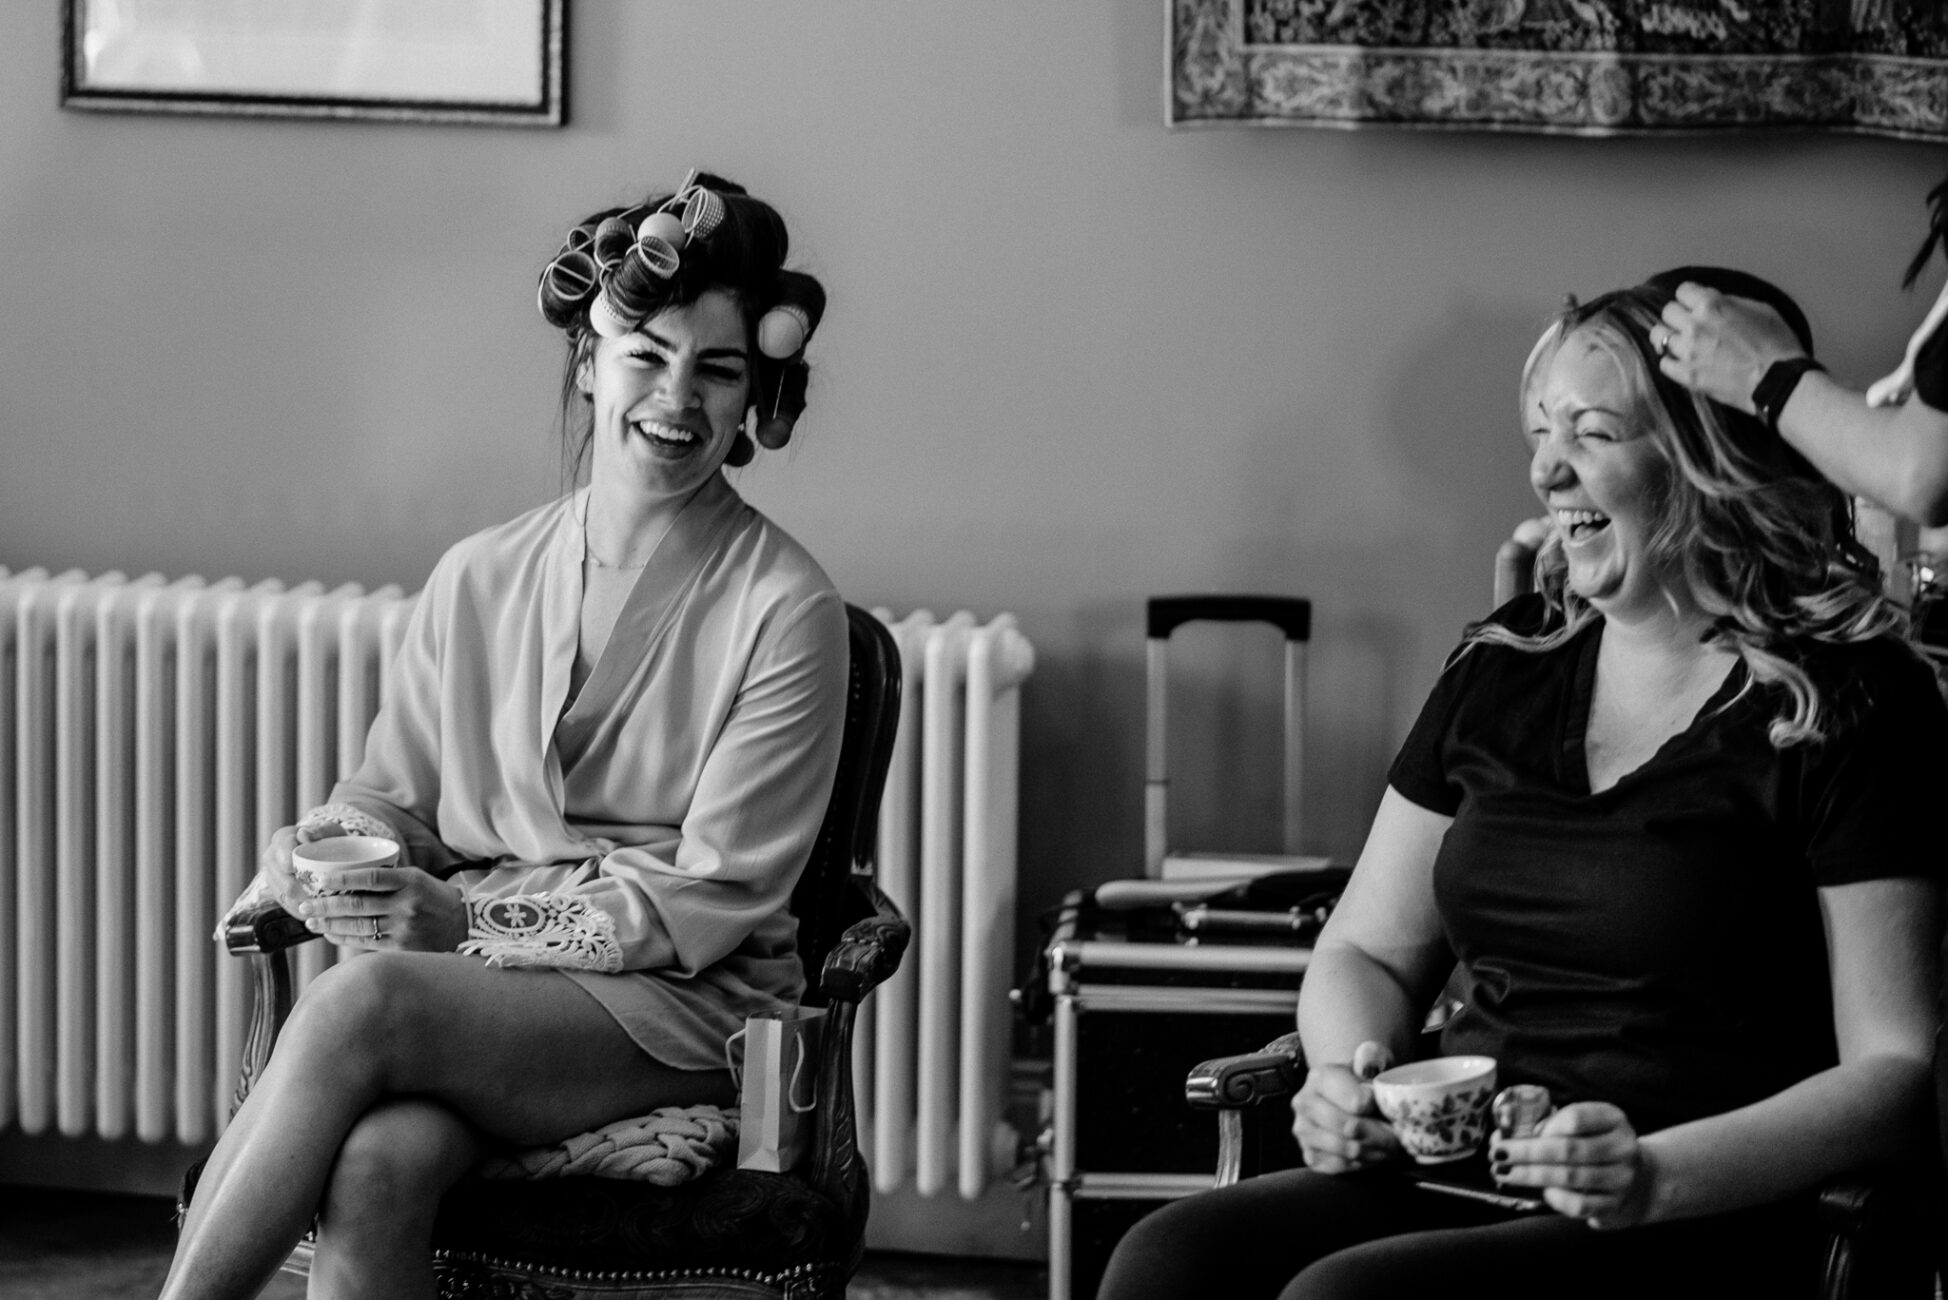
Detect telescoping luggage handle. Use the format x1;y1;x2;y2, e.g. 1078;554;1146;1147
1144;595;1312;879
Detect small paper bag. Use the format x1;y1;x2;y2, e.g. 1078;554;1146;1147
730;1006;826;1173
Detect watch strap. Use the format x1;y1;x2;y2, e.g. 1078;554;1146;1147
1751;357;1826;435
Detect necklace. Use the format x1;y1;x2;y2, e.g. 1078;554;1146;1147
581;498;668;570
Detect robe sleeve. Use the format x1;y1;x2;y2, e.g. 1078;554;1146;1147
461;589;849;975
318;552;457;874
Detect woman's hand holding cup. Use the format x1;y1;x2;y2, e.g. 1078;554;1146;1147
1490;1101;1654;1229
298;861;470;953
288;835;468;953
1291;1040;1403;1173
261;821;348;915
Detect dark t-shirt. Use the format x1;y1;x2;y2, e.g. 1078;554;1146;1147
1914;310;1948;411
1388;597;1947;1134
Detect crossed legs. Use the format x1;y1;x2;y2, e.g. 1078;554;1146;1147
162;952;730;1300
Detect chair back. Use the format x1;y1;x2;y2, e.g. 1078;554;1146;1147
790;604;902;1005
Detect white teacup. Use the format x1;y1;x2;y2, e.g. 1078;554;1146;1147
1371;1055;1498;1164
291;835;400;896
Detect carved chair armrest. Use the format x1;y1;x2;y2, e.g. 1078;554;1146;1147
1813;1163;1944;1300
819;878;909;1004
223;899;319;956
1186;1032;1305;1110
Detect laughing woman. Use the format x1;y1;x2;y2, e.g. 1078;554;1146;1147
163;172;845;1300
1098;276;1946;1300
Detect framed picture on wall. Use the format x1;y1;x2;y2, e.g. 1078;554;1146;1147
61;0;566;127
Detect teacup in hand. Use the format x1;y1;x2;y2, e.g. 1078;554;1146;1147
292;835;400;896
1371;1056;1497;1164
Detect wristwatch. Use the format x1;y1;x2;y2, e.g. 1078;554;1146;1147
1751;357;1826;435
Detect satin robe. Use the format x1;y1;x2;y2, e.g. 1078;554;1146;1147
330;476;848;1069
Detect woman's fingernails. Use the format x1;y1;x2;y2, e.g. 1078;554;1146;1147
305;919;321;931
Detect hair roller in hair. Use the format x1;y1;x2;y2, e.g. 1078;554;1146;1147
724;431;756;467
592;216;637;272
588;289;634;340
757;304;810;360
536;249;599;327
631;234;681;280
680;186;726;243
755;361;809;449
637;209;685;247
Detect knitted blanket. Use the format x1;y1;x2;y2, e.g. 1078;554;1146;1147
474;1103;739;1186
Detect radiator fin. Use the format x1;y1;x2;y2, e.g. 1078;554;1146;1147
2;568;411;1143
859;609;1033;1200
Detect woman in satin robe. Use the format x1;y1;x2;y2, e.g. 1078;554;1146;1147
164;172;846;1300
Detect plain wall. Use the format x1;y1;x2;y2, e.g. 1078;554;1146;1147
3;3;1943;979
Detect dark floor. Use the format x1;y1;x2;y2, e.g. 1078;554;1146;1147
0;1186;1047;1300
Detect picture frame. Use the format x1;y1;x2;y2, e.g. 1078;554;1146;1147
1167;0;1948;141
61;0;566;128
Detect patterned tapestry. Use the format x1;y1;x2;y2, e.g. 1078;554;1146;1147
1169;0;1948;139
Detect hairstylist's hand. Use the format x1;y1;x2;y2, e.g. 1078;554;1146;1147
1291;1040;1403;1173
1491;1101;1657;1230
1657;283;1807;415
297;866;469;953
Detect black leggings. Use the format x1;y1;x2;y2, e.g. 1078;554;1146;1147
1095;1167;1820;1300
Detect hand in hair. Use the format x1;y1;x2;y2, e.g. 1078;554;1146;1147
1656;282;1808;415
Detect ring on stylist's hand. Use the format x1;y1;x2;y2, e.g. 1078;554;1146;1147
367;916;383;941
1651;325;1673;358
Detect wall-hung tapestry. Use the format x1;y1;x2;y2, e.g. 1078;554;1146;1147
1169;0;1948;140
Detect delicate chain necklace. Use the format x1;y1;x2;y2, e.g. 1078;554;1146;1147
582;499;661;570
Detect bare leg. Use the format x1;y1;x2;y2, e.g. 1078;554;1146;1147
307;1099;482;1300
162;952;733;1300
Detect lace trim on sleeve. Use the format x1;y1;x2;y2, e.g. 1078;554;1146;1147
296;802;401;845
458;895;625;974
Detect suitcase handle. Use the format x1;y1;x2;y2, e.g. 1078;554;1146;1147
1147;595;1311;642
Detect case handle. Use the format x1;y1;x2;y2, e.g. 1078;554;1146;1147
1147;595;1311;642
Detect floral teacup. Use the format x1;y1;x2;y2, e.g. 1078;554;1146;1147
1371;1056;1497;1164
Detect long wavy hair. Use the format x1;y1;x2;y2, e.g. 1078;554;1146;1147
1472;285;1906;747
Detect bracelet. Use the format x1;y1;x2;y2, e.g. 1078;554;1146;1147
1751;357;1825;435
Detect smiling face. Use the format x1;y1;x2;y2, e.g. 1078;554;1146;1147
1525;327;1679;623
581;289;751;503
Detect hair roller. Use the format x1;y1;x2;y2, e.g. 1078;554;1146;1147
588;289;634;340
638;209;685;247
632;235;682;280
724;431;756;467
592;216;637;272
755;360;809;449
681;186;727;243
537;248;599;328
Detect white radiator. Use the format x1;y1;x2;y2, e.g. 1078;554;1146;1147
856;610;1035;1200
0;569;1035;1198
1;567;413;1146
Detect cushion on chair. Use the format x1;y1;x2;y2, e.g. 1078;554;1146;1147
473;1104;737;1185
428;1167;848;1275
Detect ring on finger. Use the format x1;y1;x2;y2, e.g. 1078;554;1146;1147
367;916;383;941
1652;325;1674;358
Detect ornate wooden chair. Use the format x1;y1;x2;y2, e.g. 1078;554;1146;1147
184;602;909;1300
1181;537;1945;1300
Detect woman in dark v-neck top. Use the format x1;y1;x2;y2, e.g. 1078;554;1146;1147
1101;277;1945;1300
